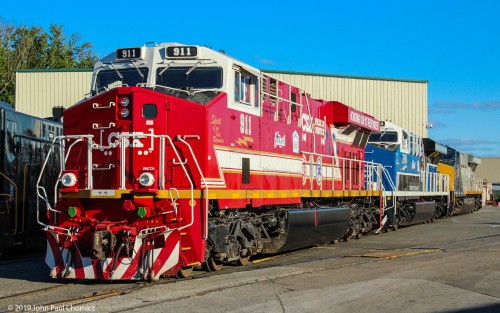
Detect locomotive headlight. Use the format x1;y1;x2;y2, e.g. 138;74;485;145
61;173;77;187
120;97;130;107
120;108;130;118
138;172;155;187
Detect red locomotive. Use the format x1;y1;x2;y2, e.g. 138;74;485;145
37;43;387;280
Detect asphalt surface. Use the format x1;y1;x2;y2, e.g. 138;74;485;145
1;206;499;313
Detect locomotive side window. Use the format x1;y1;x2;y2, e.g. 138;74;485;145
142;104;157;119
234;69;259;108
95;68;149;91
402;131;409;150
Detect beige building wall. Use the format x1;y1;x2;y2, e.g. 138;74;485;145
15;69;429;137
475;158;500;183
263;70;429;137
15;69;92;118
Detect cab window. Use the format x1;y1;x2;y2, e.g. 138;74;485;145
143;104;157;118
234;69;259;108
95;68;149;91
156;67;222;89
402;131;409;150
368;131;398;143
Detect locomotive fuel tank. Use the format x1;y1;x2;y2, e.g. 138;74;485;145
407;201;436;225
276;206;349;252
453;198;476;215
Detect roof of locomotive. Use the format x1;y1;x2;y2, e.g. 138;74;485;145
95;42;261;74
0;101;13;110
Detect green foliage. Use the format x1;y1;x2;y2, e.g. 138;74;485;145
0;19;98;105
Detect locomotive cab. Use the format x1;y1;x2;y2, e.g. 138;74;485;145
38;43;272;280
366;121;450;228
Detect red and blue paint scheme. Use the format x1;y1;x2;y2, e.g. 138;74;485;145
36;43;477;281
36;43;383;280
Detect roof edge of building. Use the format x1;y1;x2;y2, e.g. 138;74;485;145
262;69;429;84
15;68;93;73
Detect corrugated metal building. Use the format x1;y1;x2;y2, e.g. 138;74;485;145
15;69;92;118
15;69;429;136
475;158;500;183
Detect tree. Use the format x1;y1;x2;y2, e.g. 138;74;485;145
0;19;98;104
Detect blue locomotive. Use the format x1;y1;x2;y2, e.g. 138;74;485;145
365;121;480;231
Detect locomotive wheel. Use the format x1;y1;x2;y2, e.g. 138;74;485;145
206;256;223;272
237;254;251;266
176;266;194;278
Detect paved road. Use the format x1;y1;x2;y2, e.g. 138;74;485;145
1;206;499;312
93;206;500;313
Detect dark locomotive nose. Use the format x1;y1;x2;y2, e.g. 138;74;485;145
52;106;65;123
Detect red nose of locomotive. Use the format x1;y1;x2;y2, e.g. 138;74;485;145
61;86;175;192
43;85;206;280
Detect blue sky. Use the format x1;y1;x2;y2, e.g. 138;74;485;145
3;0;500;156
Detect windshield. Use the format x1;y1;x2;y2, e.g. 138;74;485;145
439;149;457;165
156;67;223;89
368;131;398;143
95;68;149;91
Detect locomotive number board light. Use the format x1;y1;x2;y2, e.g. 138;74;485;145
166;46;198;58
116;47;143;60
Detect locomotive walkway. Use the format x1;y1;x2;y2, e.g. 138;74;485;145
1;206;500;312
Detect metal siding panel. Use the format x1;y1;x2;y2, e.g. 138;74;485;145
15;72;92;118
17;70;427;134
475;158;500;183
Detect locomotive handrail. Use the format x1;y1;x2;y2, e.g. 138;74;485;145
36;137;72;236
92;102;115;109
117;133;196;231
161;135;195;231
379;166;397;192
92;164;116;170
300;151;386;193
177;135;209;239
92;123;116;130
260;91;304;109
37;135;94;228
0;171;18;235
137;83;190;95
55;136;94;197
